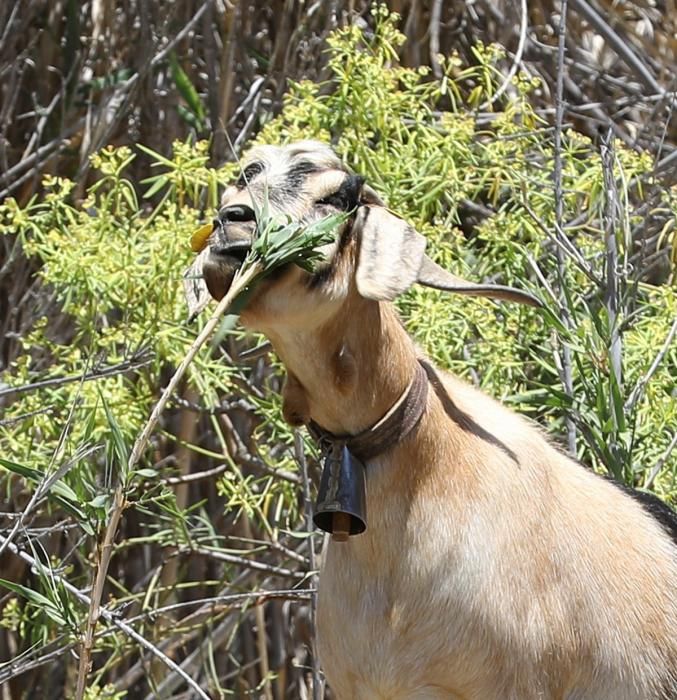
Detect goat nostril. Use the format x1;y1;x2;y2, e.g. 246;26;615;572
218;204;257;225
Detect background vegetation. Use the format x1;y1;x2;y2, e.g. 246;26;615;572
1;2;675;698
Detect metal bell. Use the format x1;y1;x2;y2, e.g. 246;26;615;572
314;442;367;540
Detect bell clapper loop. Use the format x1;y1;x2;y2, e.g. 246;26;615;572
331;512;351;542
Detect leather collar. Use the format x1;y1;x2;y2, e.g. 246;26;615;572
308;360;429;461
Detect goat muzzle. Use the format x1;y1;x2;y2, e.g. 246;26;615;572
203;233;253;300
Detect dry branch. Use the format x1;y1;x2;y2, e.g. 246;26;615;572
74;261;261;699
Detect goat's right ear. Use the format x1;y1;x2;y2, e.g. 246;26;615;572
354;206;428;301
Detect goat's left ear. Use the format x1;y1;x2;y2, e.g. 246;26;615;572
354;206;428;301
415;255;542;307
354;205;542;308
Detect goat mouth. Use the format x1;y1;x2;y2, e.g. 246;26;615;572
203;243;252;301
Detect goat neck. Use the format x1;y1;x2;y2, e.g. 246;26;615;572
256;295;419;438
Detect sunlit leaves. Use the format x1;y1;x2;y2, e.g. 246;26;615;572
257;6;676;497
0;4;675;657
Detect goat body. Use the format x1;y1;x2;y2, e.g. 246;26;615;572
197;141;677;700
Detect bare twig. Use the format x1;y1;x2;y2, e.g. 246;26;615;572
520;195;601;285
428;0;443;79
0;353;154;399
645;432;677;489
295;430;324;700
0;637;78;686
74;261;262;699
480;0;528;109
0;361;97;559
567;0;664;96
600;129;623;465
190;545;306;580
0;533;210;699
82;0;217;161
624;317;677;414
123;588;315;625
129;263;261;469
161;461;230;484
0;405;53;427
0;119;85;200
553;0;577;456
75;483;127;700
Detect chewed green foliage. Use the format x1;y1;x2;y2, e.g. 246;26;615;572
0;4;674;691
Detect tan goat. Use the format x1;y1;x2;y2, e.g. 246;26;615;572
193;141;677;700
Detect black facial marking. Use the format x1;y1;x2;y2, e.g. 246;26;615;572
308;263;335;289
307;210;359;290
235;161;265;189
286;160;322;189
317;174;365;211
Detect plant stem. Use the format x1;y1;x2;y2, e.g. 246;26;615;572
0;533;210;699
553;0;577;456
295;431;324;700
127;262;262;470
73;261;262;699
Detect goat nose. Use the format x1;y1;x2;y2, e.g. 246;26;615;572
215;204;256;227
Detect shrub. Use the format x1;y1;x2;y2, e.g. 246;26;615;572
0;7;674;697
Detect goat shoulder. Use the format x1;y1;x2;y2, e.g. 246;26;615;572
318;360;677;700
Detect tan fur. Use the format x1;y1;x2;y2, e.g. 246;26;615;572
203;142;677;700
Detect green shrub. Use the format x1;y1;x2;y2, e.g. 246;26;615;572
0;6;674;695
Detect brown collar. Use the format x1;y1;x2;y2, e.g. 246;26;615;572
308;360;429;461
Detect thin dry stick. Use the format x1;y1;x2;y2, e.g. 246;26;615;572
0;368;95;559
600;130;623;467
480;0;528;109
0;353;153;399
567;0;664;96
295;430;324;700
645;432;677;489
74;261;262;700
625;317;677;413
0;533;210;699
123;588;316;626
428;0;443;78
239;515;274;700
189;546;306;580
553;0;577;456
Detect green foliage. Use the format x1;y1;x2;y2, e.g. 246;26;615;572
248;209;350;276
258;6;676;494
83;684;127;700
169;52;207;133
0;5;675;693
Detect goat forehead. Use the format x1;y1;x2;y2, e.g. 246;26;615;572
231;143;350;209
245;141;342;167
243;142;346;183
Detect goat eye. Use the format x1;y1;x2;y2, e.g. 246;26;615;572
316;175;363;211
235;162;264;189
316;191;347;210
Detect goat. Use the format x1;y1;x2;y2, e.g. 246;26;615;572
191;141;677;699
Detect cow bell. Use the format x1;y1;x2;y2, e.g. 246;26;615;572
314;442;367;541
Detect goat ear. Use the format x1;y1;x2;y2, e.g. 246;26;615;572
354;204;542;307
416;256;543;307
354;206;428;301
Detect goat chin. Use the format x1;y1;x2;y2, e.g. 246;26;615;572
200;141;677;700
202;255;241;301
